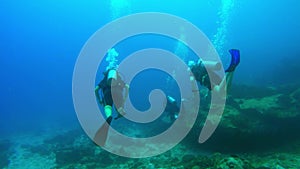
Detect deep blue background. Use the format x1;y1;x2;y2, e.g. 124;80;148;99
1;0;299;136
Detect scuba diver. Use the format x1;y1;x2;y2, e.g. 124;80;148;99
164;96;180;121
94;68;129;146
188;49;240;93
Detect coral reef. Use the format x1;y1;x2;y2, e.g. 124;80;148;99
190;84;300;153
3;84;300;168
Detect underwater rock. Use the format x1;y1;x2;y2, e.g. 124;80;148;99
235;85;300;118
0;139;11;168
244;151;300;169
55;142;95;167
132;161;144;168
0;152;9;169
191;165;200;169
195;155;214;168
216;156;245;169
182;154;195;163
43;129;99;167
23;144;51;156
45;129;83;144
0;139;11;152
147;163;155;169
291;87;300;103
235;94;281;114
260;163;285;169
230;84;277;99
277;83;300;95
276;94;292;108
184;84;300;153
226;96;241;110
55;149;83;165
97;151;114;167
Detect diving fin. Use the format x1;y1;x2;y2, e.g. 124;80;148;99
93;116;113;146
114;112;126;120
114;114;123;120
115;107;126;120
226;49;240;72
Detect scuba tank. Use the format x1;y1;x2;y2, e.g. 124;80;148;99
107;69;118;86
105;48;119;86
201;61;221;71
188;59;221;80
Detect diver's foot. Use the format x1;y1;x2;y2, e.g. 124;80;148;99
106;116;113;124
114;112;126;120
226;49;240;72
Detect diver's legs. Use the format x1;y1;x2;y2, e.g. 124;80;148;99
212;73;228;95
214;71;234;93
94;105;113;146
224;49;239;93
225;71;234;92
213;48;239;95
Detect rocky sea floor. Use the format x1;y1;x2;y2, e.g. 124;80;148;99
1;84;300;169
1;130;300;169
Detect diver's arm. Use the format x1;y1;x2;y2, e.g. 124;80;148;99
187;67;199;93
124;84;130;101
95;86;102;103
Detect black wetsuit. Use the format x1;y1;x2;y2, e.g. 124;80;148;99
98;73;126;109
165;100;179;121
190;60;222;90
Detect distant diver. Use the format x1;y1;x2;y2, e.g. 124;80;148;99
164;95;180;121
94;68;129;146
188;49;240;93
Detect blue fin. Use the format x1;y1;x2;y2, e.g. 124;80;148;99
226;49;240;72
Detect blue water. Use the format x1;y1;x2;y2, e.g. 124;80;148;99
1;0;300;142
